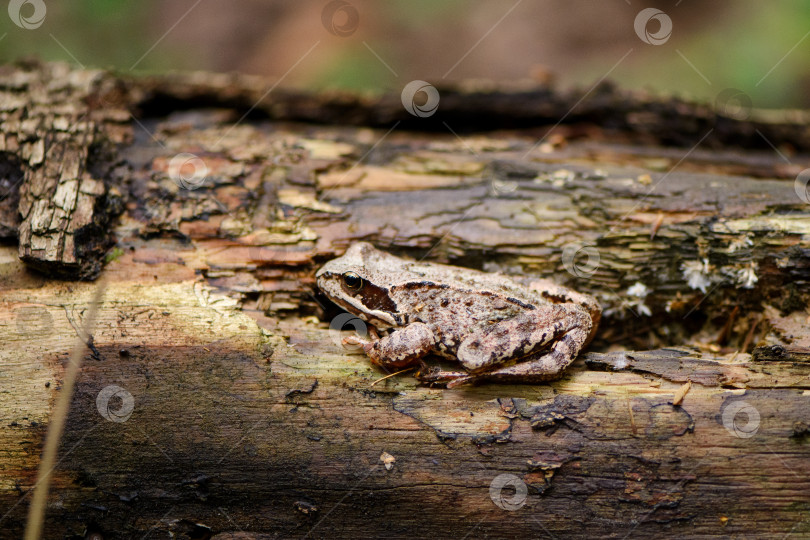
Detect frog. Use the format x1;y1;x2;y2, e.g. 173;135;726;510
316;242;601;387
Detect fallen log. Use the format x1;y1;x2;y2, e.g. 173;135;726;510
0;61;809;538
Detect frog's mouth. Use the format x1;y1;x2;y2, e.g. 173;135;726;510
331;294;399;330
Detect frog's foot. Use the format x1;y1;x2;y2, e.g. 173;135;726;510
342;335;373;353
414;362;469;386
445;375;474;389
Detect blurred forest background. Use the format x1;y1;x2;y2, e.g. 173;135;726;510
2;0;810;108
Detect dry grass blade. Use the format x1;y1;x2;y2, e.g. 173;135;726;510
24;279;107;540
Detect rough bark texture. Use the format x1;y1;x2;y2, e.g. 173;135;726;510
0;62;129;278
1;61;809;539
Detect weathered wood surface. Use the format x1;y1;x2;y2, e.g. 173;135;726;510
1;62;810;538
0;62;130;279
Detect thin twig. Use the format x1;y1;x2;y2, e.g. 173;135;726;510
741;313;763;354
370;367;415;386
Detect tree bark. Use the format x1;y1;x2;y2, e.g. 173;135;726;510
1;62;129;279
1;61;809;539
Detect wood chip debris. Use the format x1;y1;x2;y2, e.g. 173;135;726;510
672;380;692;406
380;451;396;471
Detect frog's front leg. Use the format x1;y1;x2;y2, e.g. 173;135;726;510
456;303;592;376
345;322;437;370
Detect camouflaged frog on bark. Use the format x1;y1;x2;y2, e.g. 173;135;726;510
316;242;600;387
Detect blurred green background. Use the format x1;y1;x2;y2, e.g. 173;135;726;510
2;0;809;108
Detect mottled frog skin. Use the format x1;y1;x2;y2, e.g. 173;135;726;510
316;242;600;387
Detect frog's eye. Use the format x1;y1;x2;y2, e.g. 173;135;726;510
342;271;364;291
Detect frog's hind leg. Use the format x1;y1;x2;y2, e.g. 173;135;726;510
457;303;592;374
451;303;592;387
527;278;601;346
447;349;579;388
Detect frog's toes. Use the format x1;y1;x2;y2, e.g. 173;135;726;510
445;376;474;389
416;364;471;386
342;335;372;351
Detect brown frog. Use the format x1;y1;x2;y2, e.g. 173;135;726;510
316;243;600;387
